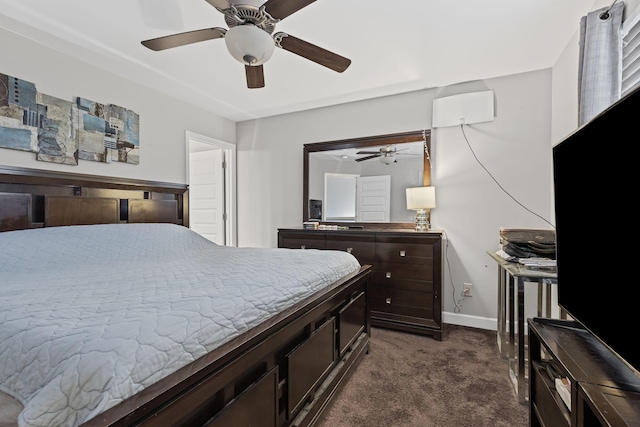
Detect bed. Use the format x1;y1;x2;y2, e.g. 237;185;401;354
0;166;371;427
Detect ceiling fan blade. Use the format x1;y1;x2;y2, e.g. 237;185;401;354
141;27;226;51
356;151;381;155
355;154;381;162
263;0;316;20
204;0;231;10
246;65;265;89
276;33;351;72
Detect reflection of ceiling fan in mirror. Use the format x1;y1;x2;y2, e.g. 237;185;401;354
356;145;419;164
140;0;351;89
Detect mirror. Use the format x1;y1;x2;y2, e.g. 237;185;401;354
303;130;431;227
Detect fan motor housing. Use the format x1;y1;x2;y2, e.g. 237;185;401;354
225;5;277;34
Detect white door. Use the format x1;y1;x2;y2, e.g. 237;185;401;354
189;148;225;244
356;175;391;222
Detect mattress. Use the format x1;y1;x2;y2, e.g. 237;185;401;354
0;223;361;427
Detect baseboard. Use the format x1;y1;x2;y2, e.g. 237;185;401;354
443;312;496;331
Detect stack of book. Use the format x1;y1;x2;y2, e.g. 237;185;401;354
518;257;556;271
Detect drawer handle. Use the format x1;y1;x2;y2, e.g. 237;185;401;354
386;298;392;304
400;250;406;257
385;272;392;279
300;245;306;250
346;247;353;254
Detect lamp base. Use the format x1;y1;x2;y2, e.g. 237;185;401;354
414;209;430;231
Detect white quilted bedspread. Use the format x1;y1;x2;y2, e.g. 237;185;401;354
0;223;360;427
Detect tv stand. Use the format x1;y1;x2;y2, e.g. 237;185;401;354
528;318;640;426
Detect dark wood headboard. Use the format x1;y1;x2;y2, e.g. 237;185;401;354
0;192;31;231
0;166;188;232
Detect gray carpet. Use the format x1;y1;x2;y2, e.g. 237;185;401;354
319;324;528;427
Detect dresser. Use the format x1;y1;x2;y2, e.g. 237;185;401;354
278;228;443;340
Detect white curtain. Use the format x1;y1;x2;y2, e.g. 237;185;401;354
621;5;640;97
578;1;624;126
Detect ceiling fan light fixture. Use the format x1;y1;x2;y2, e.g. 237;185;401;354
380;155;395;165
224;24;275;66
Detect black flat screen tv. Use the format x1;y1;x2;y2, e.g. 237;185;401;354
553;85;639;374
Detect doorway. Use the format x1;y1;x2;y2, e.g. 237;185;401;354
186;131;236;246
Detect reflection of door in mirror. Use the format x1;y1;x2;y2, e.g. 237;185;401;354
356;175;391;222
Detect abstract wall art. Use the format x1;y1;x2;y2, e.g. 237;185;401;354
35;93;79;165
1;74;43;154
0;72;139;166
77;97;140;164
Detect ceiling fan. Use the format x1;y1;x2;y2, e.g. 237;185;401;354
355;145;419;164
140;0;351;89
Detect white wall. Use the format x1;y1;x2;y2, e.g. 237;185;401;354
0;28;236;183
236;69;554;328
432;71;554;327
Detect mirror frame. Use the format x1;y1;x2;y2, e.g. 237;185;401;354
303;130;431;228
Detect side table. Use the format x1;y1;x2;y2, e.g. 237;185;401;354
487;251;559;402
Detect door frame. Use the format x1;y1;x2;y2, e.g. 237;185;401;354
185;131;237;247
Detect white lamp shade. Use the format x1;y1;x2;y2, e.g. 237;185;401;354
406;186;436;210
224;25;275;66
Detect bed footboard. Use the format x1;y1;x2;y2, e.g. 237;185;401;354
84;266;371;427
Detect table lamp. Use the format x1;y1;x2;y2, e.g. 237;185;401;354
406;186;436;231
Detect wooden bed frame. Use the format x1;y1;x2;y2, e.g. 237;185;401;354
0;165;371;427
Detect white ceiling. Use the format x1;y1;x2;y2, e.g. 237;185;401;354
0;0;593;122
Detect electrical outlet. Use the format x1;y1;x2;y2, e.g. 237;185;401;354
463;283;473;297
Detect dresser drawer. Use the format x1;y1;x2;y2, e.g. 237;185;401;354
375;241;433;264
370;286;431;308
370;287;433;319
278;232;326;250
372;262;432;282
325;238;375;263
369;272;433;292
